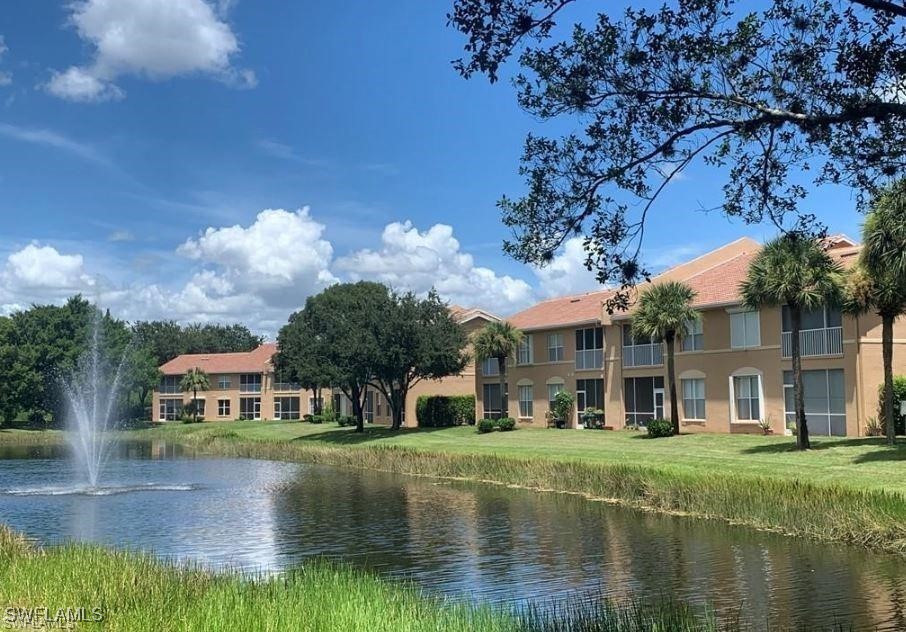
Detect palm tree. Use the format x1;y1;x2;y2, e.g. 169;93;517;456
850;181;906;445
631;281;698;435
740;234;843;450
180;367;210;423
472;322;523;418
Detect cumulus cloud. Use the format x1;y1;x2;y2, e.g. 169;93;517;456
336;221;534;314
46;0;254;103
0;36;11;86
531;237;605;298
0;244;96;314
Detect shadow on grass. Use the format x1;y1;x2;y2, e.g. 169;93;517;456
741;436;906;456
291;424;460;446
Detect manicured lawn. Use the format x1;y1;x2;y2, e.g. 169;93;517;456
131;421;906;495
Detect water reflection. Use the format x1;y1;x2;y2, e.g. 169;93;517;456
0;442;905;630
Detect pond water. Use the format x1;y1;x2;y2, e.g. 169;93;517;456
1;441;905;630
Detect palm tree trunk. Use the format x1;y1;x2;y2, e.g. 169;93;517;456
665;332;679;435
498;357;507;418
790;305;810;450
882;312;896;445
193;387;198;423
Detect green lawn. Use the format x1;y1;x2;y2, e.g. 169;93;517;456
127;421;906;495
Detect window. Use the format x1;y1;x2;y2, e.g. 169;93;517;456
189;398;206;419
158;398;182;421
575;327;604;370
624;376;664;427
547;382;564;407
730;311;761;349
548;333;565;362
364;391;375;423
482;383;507;419
682;319;703;352
159;375;181;394
622;324;663;367
239;374;262;393
481;357;499;376
781;305;844;357
781;305;842;332
733;375;761;421
518;384;533;418
217;375;231;389
308;397;323;414
783;369;846;436
274;396;300;420
239;397;261;420
681;378;705;420
218;399;231;417
517;335;534;365
576;378;604;411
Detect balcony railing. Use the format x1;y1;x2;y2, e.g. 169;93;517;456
781;327;843;358
273;382;302;392
622;343;664;368
575;349;603;370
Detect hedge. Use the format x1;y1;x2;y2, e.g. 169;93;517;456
416;395;476;427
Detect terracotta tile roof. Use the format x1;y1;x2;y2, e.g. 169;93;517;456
159;343;277;375
508;289;614;331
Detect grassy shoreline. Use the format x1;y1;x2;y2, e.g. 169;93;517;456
4;422;906;554
0;526;731;632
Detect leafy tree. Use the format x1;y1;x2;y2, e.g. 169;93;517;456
449;0;906;309
631;281;698;435
371;291;469;430
472;321;523;417
846;180;906;444
132;321;262;366
180;367;211;423
120;346;162;412
741;234;843;449
275;311;334;416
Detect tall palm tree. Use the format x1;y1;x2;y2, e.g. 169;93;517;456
740;234;843;450
631;281;698;435
472;321;523;418
851;181;906;445
180;367;210;423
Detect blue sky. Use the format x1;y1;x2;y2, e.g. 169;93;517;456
0;0;867;335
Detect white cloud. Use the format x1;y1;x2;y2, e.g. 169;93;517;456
0;123;108;165
336;221;534;314
0;36;11;86
46;0;254;103
532;237;604;298
107;230;135;242
0;244;96;314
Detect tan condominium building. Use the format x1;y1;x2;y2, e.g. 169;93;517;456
478;235;906;437
152;306;498;426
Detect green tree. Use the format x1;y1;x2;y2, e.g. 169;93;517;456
275;311;334;416
741;234;843;449
180;367;210;423
846;180;906;444
371;291;469;430
450;0;906;309
472;321;523;418
631;281;698;435
121;346;162;413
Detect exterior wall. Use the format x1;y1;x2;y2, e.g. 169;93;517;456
853;311;906;431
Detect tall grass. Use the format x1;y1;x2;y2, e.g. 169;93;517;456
176;427;906;555
0;526;735;632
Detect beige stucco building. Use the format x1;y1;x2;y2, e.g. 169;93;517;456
477;236;906;437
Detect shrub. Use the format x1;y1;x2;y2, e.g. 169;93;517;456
302;414;314;423
416;395;476;427
865;417;884;437
646;418;673;438
496;417;516;431
477;418;496;433
877;377;906;435
581;408;605;429
337;415;357;427
550;390;573;428
309;414;324;424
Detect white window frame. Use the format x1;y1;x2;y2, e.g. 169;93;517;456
575;327;604;370
239;373;262;393
517;384;533;419
783;369;847;436
681;377;706;420
481;357;500;377
729;370;764;423
239;396;262;420
729;310;761;349
547;333;565;362
217;399;230;417
517;335;534;365
217;375;231;390
682;318;703;352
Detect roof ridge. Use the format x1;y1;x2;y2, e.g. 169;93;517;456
673;249;756;284
650;236;757;280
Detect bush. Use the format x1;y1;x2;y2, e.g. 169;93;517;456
477;418;496;433
549;390;573;428
877;377;906;435
337;415;357;427
646;418;673;438
309;414;324;424
496;417;516;431
581;408;605;429
416;395;476;427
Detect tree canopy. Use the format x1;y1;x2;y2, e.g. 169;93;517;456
450;0;906;309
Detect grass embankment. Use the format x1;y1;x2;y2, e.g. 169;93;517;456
0;526;725;632
134;422;906;554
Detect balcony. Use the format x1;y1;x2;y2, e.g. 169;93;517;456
781;327;843;358
622;343;664;368
575;349;603;370
273;382;302;392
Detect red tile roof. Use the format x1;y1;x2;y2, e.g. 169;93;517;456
508;288;614;331
159;343;277;375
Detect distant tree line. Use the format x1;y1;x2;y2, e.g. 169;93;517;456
0;295;262;427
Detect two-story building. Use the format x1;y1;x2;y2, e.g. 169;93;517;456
477;236;904;437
